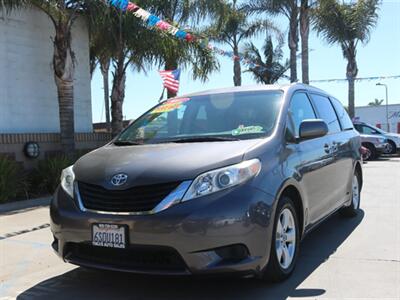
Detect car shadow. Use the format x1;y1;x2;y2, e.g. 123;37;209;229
17;211;364;300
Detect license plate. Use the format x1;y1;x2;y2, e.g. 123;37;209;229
92;224;127;249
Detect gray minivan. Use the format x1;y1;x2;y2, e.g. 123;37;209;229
51;84;362;281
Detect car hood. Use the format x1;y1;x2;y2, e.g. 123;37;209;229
73;140;262;189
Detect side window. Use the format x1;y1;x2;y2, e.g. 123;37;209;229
330;98;354;130
354;124;363;133
288;92;317;137
311;94;341;134
361;125;379;135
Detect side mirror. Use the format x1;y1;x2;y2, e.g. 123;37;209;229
299;119;329;140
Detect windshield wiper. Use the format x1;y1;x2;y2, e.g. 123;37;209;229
113;140;144;146
168;136;240;143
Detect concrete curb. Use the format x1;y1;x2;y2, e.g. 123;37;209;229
0;197;52;215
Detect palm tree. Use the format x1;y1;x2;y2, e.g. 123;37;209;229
243;36;290;84
313;0;379;118
89;15;113;133
207;0;279;86
245;0;300;83
146;0;223;98
368;98;384;106
88;3;161;136
0;0;87;155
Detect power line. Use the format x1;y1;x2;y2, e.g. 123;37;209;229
310;75;400;83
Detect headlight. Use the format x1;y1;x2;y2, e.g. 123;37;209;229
60;165;75;198
182;159;261;202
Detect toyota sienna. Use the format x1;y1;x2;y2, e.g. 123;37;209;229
50;84;363;281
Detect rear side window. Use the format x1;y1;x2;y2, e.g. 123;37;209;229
288;92;317;137
311;94;341;134
330;98;353;130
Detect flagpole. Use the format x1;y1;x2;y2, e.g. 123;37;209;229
159;87;166;102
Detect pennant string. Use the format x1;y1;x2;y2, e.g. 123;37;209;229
108;1;400;83
108;0;292;78
310;75;400;83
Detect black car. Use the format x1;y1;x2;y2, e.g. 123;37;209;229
51;84;363;281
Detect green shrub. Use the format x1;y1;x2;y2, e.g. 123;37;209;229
0;156;28;203
31;155;74;195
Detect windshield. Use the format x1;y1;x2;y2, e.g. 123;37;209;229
116;90;283;145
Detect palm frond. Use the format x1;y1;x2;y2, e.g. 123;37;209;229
243;36;290;84
312;0;379;46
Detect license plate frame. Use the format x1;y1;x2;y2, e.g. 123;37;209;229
91;223;128;249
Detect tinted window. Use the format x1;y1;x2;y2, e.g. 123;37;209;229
330;98;353;130
117;91;283;144
288;92;317;137
355;124;380;135
311;94;341;133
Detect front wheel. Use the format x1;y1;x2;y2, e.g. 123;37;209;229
340;172;361;217
262;196;300;282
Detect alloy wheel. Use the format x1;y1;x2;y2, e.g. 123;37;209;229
275;208;296;269
384;143;393;154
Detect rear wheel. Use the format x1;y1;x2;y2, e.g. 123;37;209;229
262;196;300;282
340;171;361;217
362;148;372;161
363;143;376;160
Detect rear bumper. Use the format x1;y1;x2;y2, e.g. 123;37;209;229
50;184;276;277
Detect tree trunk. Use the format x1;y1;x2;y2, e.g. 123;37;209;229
288;8;299;83
233;46;242;86
111;55;126;137
300;0;310;84
348;77;355;119
100;58;111;133
53;22;75;156
167;89;177;99
344;43;358;119
55;78;75;155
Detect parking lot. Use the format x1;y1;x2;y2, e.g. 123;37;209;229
1;158;399;300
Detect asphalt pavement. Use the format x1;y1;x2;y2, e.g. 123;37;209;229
1;158;399;300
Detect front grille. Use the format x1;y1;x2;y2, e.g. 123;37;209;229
77;181;180;213
65;243;187;272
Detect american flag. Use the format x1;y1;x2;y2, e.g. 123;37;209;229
159;69;181;94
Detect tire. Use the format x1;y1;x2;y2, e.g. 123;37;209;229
363;143;376;160
387;140;397;155
262;196;300;282
362;148;371;161
340;171;361;218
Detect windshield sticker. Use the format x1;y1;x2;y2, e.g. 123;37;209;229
151;98;190;114
232;125;264;136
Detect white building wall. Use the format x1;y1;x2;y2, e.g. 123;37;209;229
355;104;400;133
0;8;92;133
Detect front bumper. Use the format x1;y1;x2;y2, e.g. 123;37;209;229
50;184;276;277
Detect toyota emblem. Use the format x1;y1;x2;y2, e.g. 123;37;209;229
111;173;128;186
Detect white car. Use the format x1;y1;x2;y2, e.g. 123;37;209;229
354;122;400;155
359;134;388;160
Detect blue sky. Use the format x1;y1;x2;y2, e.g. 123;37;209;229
91;0;400;123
